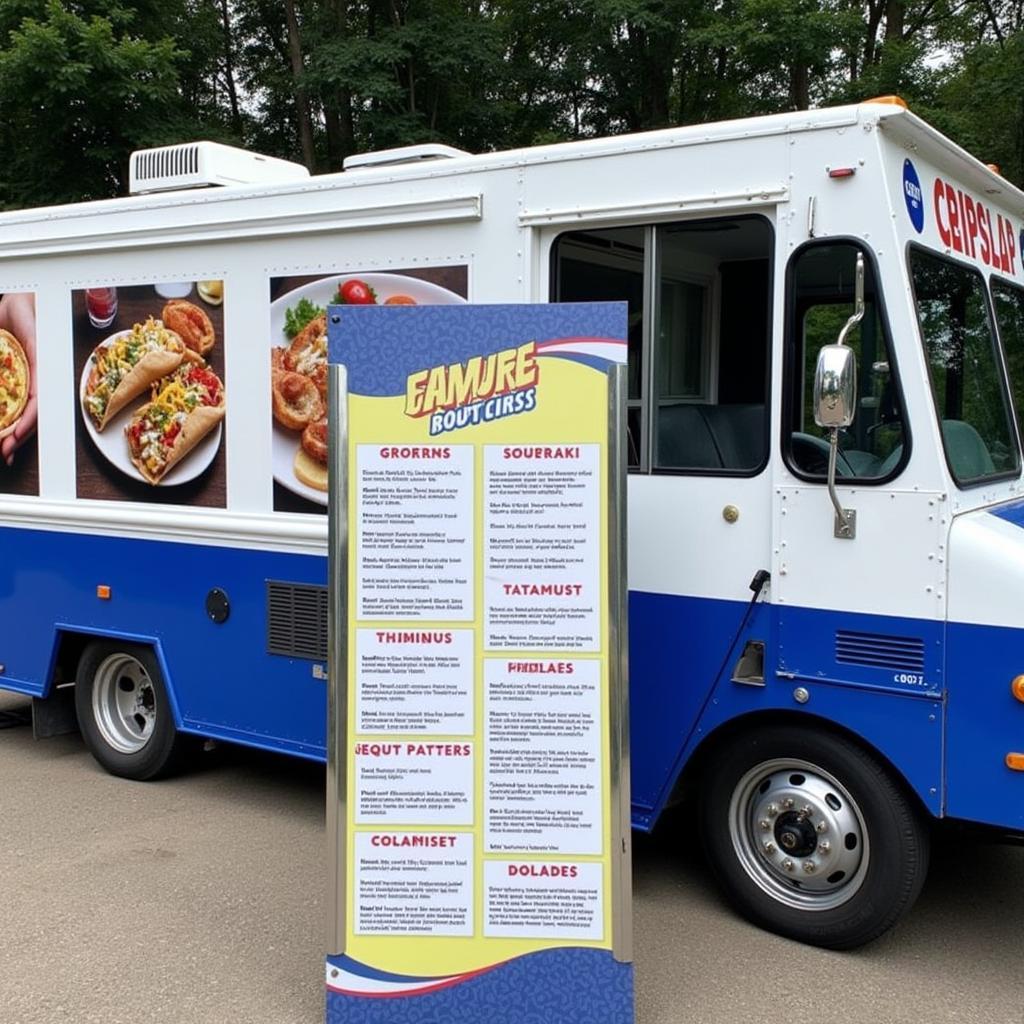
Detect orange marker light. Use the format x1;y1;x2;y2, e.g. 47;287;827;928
987;163;1002;176
1007;753;1024;772
865;95;908;109
1013;676;1024;703
96;585;111;600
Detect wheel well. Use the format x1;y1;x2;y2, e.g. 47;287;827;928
674;709;933;822
49;632;157;694
49;631;93;693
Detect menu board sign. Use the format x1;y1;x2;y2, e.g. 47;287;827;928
326;304;632;1024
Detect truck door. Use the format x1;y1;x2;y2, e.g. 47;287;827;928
548;214;776;822
773;240;946;705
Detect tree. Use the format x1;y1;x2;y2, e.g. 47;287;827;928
0;1;186;206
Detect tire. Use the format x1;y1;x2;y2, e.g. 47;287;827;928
74;640;190;781
700;725;929;950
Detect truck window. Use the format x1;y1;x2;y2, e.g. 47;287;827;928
552;216;772;474
784;242;908;481
991;277;1024;441
909;248;1020;485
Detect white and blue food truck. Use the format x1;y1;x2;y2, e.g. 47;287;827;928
1;98;1022;949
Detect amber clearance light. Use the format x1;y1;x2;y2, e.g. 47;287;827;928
1012;675;1024;703
1007;753;1024;772
864;95;908;109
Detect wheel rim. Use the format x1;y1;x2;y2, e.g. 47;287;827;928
727;757;870;911
91;653;157;755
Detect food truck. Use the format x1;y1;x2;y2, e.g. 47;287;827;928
1;98;1022;950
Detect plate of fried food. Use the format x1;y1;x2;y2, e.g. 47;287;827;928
270;273;465;505
79;302;226;486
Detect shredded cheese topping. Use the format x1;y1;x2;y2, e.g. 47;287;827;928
86;318;181;421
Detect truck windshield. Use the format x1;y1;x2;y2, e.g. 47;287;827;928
909;248;1020;485
991;277;1024;442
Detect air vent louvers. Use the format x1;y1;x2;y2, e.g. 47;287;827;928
835;630;924;673
267;581;328;661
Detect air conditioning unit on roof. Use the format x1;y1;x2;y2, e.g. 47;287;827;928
129;141;309;195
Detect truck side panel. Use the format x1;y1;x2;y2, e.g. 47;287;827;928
0;526;328;758
629;595;944;829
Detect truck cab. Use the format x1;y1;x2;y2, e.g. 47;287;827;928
547;100;1024;946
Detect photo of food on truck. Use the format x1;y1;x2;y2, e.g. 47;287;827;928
270;268;468;513
72;282;226;506
0;290;37;496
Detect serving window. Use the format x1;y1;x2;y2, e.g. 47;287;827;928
551;216;773;475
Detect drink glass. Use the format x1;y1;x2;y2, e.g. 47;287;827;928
86;287;118;329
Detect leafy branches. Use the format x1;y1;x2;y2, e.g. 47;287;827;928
0;0;1022;208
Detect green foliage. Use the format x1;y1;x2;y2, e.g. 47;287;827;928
0;1;186;206
0;0;1022;207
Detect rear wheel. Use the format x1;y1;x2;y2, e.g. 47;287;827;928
75;641;190;780
700;725;929;949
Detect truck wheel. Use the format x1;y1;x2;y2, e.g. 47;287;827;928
75;641;189;781
700;725;929;949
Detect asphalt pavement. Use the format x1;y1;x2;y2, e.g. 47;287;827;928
0;691;1021;1024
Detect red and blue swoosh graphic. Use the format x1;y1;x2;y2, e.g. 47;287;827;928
325;948;633;1023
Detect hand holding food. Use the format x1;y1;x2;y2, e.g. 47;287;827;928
126;364;225;485
162;300;215;357
84;318;187;431
0;292;36;465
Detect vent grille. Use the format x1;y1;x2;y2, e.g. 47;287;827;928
835;630;925;672
267;581;329;661
132;144;200;183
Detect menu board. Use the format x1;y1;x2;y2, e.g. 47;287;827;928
326;304;632;1024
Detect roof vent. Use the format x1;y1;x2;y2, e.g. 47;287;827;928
343;143;470;172
129;141;309;195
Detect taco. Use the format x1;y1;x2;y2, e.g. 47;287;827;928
84;318;187;431
125;364;225;485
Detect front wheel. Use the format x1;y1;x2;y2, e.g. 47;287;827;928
700;725;929;949
75;641;190;780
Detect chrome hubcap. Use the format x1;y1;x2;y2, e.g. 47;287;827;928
728;757;868;911
91;654;156;755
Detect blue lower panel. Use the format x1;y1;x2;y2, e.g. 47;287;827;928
628;590;764;814
325;949;633;1024
628;590;946;824
0;525;328;758
946;620;1024;829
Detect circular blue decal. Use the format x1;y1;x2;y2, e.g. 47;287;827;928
903;159;925;233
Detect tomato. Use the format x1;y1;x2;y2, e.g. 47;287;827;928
164;422;182;446
384;295;417;305
337;279;377;305
186;366;221;405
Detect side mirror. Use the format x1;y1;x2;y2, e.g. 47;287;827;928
813;251;864;540
813;344;857;428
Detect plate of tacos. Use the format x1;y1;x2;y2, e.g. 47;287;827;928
79;314;225;487
269;272;465;505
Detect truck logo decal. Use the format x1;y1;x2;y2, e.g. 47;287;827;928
933;175;1017;275
903;159;924;233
